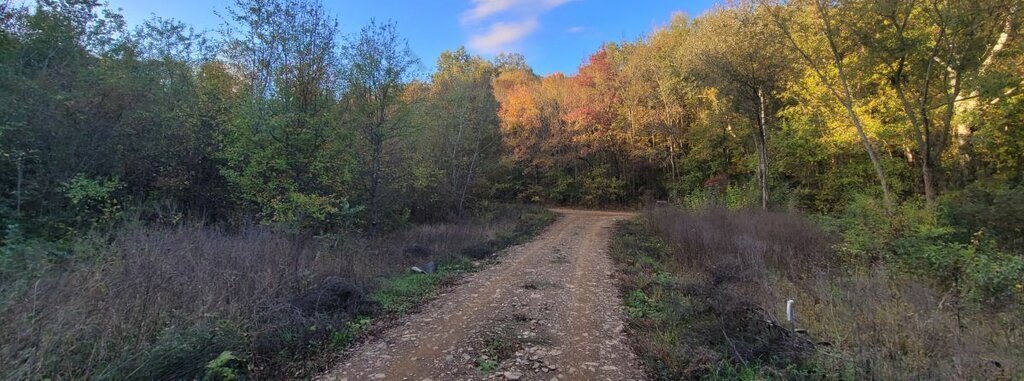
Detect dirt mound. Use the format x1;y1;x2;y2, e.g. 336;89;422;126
291;277;376;316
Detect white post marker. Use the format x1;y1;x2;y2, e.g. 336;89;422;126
786;299;795;332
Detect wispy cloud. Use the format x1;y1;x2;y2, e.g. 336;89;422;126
566;26;586;34
462;0;572;53
461;0;571;24
462;0;520;23
468;18;539;53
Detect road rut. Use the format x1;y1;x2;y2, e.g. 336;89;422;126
319;209;645;381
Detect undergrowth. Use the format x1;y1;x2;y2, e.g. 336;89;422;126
610;207;1023;380
0;205;555;380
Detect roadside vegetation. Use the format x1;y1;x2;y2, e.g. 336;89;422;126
0;205;553;380
611;202;1023;380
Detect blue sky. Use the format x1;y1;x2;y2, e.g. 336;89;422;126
104;0;719;75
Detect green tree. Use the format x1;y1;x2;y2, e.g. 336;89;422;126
221;0;355;228
684;4;795;209
425;48;501;216
765;0;896;209
341;19;419;233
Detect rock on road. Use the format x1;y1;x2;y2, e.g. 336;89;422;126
319;209;646;381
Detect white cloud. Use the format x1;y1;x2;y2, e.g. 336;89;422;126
462;0;572;54
462;0;572;24
468;18;539;53
462;0;521;23
566;26;586;33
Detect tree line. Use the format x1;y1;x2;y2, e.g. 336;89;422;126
1;0;511;237
1;0;1022;239
495;0;1022;213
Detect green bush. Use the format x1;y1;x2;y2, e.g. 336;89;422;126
0;224;72;284
106;322;247;381
625;289;661;319
60;174;124;229
963;241;1024;305
204;351;242;381
330;317;372;347
945;182;1024;255
678;181;758;211
837;195;1024;307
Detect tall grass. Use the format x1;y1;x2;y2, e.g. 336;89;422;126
0;205;554;380
612;207;1022;380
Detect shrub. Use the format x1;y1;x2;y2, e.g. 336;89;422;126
838;194;1024;308
204;351;243;381
945;182;1024;255
963;243;1024;305
60;174;124;228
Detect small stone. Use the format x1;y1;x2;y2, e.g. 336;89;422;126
504;371;523;380
372;374;386;380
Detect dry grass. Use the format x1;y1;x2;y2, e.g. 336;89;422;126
611;206;1022;380
0;205;554;380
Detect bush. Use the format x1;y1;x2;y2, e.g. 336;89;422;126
838;195;1024;307
60;174;124;229
678;181;759;211
945;182;1024;255
963;244;1024;305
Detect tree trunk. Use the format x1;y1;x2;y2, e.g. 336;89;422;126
15;153;23;216
843;101;894;209
369;134;382;235
893;76;937;207
667;137;677;181
922;158;936;207
755;88;770;210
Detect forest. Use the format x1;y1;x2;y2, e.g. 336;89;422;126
1;0;1022;379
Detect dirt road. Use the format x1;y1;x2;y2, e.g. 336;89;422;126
319;209;646;381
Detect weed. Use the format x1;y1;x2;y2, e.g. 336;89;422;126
370;272;447;314
330;317;372;347
204;351;242;381
476;357;499;373
624;289;660;319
